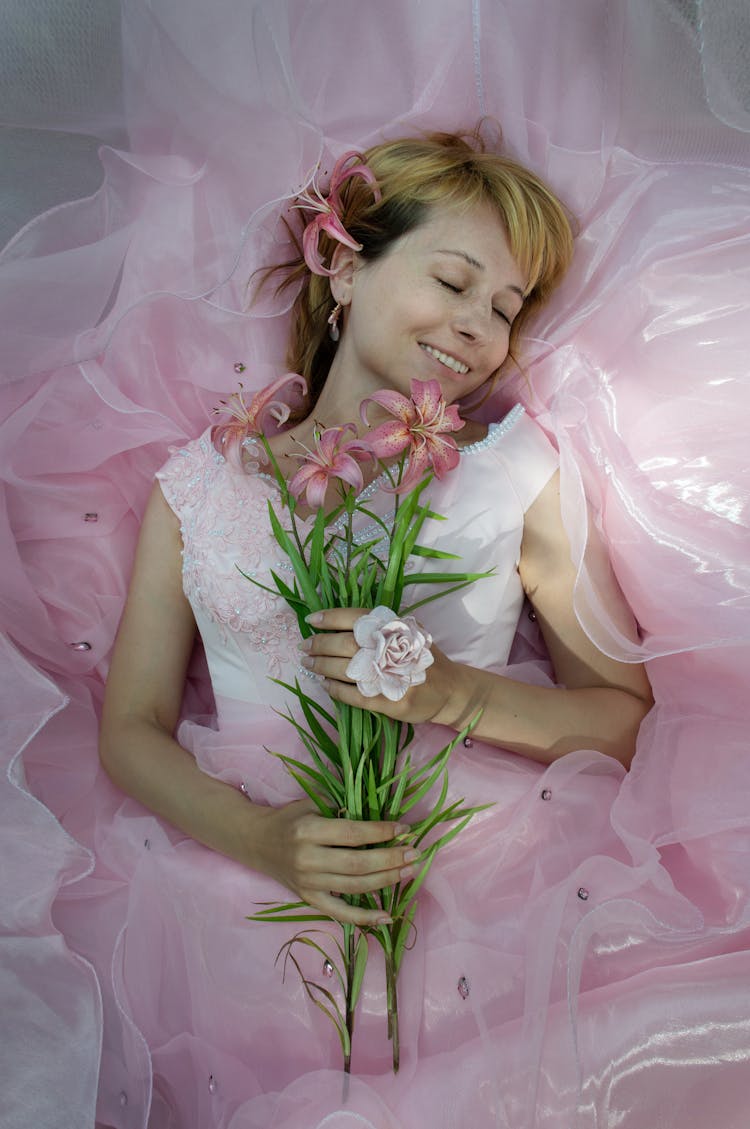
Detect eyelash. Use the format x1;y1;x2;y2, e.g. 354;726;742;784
437;279;511;326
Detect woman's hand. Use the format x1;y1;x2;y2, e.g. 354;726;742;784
300;607;462;725
252;798;419;927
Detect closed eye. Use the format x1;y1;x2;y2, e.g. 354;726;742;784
438;278;513;326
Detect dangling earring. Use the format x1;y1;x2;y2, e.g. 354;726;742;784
327;302;342;342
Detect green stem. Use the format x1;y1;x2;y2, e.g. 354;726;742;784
344;926;355;1075
385;949;400;1073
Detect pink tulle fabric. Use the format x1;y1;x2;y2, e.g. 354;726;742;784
1;2;750;1127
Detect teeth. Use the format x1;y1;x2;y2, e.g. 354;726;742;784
420;344;469;375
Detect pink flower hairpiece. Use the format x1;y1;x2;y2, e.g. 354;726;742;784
293;151;381;276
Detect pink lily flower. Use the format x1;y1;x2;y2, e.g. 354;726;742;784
288;423;374;510
294;151;381;276
361;378;465;494
212;373;307;462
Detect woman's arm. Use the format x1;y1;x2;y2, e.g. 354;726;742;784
302;473;653;769
100;484;415;925
438;471;653;766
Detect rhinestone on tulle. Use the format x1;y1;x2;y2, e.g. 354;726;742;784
541;788;552;801
528;609;537;622
239;782;248;795
463;737;474;748
577;887;590;901
69;641;92;651
119;1091;128;1108
457;976;470;999
233;362;246;374
208;1074;217;1094
322;959;334;978
83;512;99;522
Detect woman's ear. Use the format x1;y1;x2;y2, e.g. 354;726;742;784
328;243;358;306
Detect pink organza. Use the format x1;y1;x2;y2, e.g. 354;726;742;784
2;2;750;1127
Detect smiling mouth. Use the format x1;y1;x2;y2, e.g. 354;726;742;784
419;343;469;376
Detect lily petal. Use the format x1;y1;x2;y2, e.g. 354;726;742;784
317;423;356;463
289;463;330;509
318;212;363;253
329;452;365;493
443;403;464;432
250;372;308;433
360;389;416;427
302;216;333;276
424;433;460;479
328;151;382;209
411;378;444;424
288;461;321;500
390;442;433;495
365;419;414;459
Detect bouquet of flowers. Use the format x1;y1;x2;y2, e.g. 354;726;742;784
216;375;491;1073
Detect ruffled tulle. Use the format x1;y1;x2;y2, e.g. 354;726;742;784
2;2;750;1127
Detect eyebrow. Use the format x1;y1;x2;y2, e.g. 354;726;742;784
434;248;525;300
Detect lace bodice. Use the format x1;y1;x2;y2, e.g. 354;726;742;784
156;406;558;712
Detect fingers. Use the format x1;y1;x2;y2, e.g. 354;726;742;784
316;861;418;896
300;632;358;660
306;608;366;631
304;843;417;883
289;813;419;898
300;655;353;682
310;816;408;848
303;890;392;927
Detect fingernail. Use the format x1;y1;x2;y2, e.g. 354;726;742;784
400;866;416;881
299;655;313;669
306;611;323;625
403;848;419;863
394;823;409;836
298;637;312;652
375;915;392;925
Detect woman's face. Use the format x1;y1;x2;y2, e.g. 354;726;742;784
336;199;527;407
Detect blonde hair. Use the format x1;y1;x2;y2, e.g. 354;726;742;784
267;128;575;406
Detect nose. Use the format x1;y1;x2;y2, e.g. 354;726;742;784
452;297;491;342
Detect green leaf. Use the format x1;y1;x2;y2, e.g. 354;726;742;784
422;810;479;855
247;911;334;923
266;501;321;608
278;944;350;1057
399;751;451;813
367;759;381;820
393;901;418;970
280;768;336;816
349;933;369;1010
271;751;344;806
408;544;462;560
401;569;494;586
270;677;338;729
385;753;412;816
393;842;439;915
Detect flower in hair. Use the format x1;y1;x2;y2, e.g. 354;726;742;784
288;423;374;509
294;151;381;276
212;373;307;463
361;378;464;494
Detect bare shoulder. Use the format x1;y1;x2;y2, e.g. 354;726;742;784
519;473;653;703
